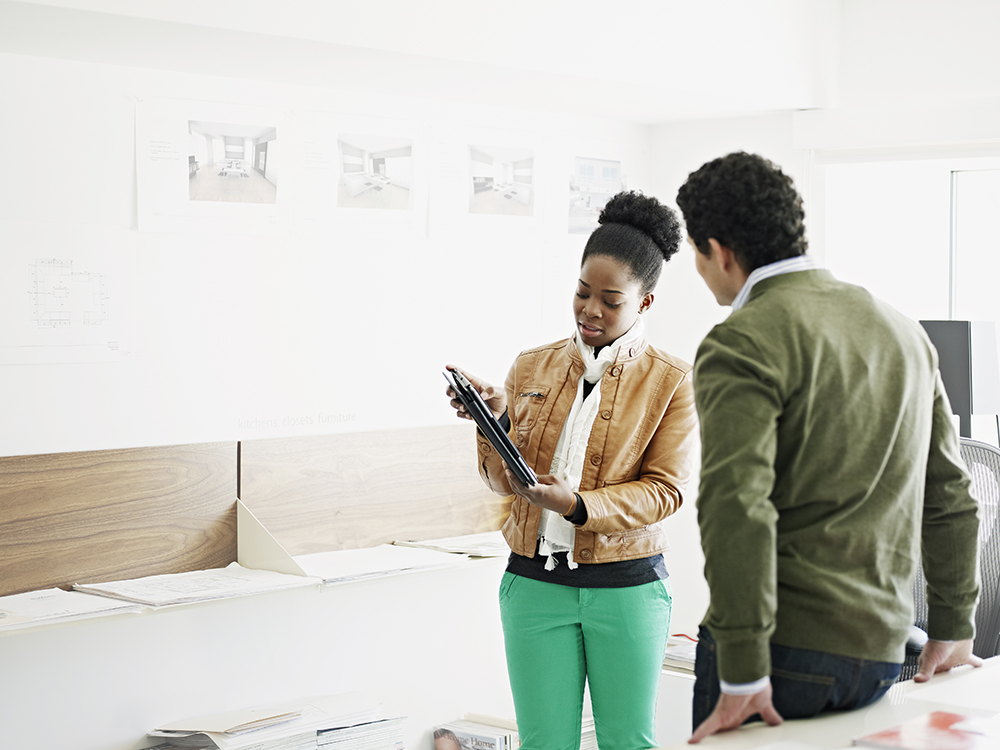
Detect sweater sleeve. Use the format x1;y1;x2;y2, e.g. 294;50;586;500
921;372;980;641
693;326;782;685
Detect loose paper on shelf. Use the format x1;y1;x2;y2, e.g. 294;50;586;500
72;562;319;606
0;587;142;630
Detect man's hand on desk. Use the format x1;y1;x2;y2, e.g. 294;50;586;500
914;638;983;683
688;686;783;744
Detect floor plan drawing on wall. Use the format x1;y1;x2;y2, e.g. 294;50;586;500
29;259;109;329
1;222;135;365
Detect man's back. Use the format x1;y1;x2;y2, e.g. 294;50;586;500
677;149;981;741
694;268;979;681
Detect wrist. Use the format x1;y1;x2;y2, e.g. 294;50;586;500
562;492;579;518
720;676;770;695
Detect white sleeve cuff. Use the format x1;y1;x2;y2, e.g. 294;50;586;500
720;676;770;695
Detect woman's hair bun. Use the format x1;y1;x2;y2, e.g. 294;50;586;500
598;190;682;263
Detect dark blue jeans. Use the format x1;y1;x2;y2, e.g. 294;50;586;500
693;626;901;730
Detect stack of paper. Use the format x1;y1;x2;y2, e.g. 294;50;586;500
317;716;405;749
393;530;510;557
662;635;698;674
0;587;142;631
293;544;468;585
72;562;320;606
580;714;596;750
147;692;381;750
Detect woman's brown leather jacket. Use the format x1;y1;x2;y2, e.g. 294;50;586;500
477;336;698;564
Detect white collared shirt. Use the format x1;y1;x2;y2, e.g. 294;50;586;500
731;254;823;311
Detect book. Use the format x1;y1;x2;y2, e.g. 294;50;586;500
434;718;520;750
854;711;995;749
580;714;596;750
662;635;698;674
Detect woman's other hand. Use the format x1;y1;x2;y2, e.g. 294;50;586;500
445;365;507;420
505;469;576;516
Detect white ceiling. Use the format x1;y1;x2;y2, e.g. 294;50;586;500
2;0;998;124
0;0;842;123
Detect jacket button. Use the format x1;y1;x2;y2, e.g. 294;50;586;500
611;365;622;377
590;455;601;465
580;549;592;559
601;410;612;419
629;347;636;357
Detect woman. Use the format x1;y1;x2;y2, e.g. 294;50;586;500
446;191;698;750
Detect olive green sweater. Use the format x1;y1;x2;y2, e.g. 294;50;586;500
694;269;979;685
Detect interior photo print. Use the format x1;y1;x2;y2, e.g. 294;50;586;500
336;134;413;210
568;156;624;234
187;121;278;204
468;145;534;216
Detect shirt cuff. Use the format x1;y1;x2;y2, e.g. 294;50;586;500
564;492;588;526
720;676;770;696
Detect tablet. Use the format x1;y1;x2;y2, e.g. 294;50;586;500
444;369;537;487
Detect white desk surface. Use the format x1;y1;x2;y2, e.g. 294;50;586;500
658;656;1000;749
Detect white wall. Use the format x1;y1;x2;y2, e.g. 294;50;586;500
646;111;807;366
0;51;651;458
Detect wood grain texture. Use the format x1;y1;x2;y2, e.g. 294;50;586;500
0;442;238;597
239;424;507;555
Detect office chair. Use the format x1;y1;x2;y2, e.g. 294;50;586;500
899;437;1000;680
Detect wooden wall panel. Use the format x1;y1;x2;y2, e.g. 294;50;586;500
239;424;506;556
0;442;237;597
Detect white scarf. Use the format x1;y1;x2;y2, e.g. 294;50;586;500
537;316;645;570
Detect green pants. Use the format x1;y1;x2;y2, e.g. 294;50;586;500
498;572;672;750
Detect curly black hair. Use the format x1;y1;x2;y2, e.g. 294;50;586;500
582;190;683;295
676;152;807;272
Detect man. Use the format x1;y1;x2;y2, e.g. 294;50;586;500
675;152;982;743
